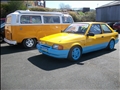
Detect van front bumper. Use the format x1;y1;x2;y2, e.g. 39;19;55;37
4;38;17;45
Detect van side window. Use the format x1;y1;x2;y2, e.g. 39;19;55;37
43;16;60;23
20;15;41;24
62;16;73;23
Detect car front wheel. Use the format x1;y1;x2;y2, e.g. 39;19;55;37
68;46;82;61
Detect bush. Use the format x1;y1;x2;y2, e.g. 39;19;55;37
1;1;27;18
80;11;96;22
1;3;9;18
30;7;47;11
68;11;81;22
29;7;61;12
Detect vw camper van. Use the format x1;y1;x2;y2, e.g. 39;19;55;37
4;10;74;48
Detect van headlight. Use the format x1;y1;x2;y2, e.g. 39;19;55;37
52;44;63;50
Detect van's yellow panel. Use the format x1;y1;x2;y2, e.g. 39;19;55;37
7;24;67;43
61;24;70;30
5;25;12;40
39;24;62;37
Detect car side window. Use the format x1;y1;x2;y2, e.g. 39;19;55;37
101;24;112;33
89;24;102;34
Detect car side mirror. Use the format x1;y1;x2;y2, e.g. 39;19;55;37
87;32;95;36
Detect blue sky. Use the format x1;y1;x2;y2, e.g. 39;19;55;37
46;1;113;9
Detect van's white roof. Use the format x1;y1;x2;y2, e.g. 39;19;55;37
14;10;68;15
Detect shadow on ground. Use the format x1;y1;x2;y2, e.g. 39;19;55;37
28;49;116;71
0;43;36;55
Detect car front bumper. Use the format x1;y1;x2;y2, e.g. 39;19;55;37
36;44;69;59
4;38;17;45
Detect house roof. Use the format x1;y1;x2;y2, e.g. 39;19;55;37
96;1;120;8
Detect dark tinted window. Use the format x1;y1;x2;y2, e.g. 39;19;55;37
89;24;102;34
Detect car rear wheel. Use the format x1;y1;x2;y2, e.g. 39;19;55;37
22;38;36;48
107;40;115;50
68;46;82;61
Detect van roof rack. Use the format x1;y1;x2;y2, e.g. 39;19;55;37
61;11;69;14
15;10;64;15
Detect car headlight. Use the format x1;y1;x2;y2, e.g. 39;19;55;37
52;44;63;50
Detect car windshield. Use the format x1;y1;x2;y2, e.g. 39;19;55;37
0;18;5;29
0;19;5;24
63;23;89;34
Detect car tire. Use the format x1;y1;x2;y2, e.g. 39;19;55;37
68;46;82;61
22;38;36;48
107;40;115;50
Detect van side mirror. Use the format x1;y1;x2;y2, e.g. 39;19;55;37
87;32;95;36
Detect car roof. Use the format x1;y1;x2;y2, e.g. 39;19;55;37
73;22;107;24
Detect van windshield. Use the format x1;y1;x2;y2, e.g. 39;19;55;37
63;23;89;34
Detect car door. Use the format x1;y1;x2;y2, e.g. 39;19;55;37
83;24;105;53
100;24;114;44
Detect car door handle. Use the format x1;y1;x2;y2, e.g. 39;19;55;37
101;36;104;38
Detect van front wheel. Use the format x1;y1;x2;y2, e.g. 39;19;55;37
22;38;36;48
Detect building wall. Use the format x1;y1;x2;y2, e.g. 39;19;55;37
19;1;46;8
96;5;120;22
1;0;46;8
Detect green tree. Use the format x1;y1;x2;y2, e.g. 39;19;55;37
7;1;27;13
1;1;27;18
1;3;9;18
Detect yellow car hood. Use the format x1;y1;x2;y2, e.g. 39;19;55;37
40;33;84;43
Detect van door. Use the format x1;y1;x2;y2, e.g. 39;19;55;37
42;15;61;36
18;15;43;42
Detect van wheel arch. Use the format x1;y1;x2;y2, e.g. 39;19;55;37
22;38;37;48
